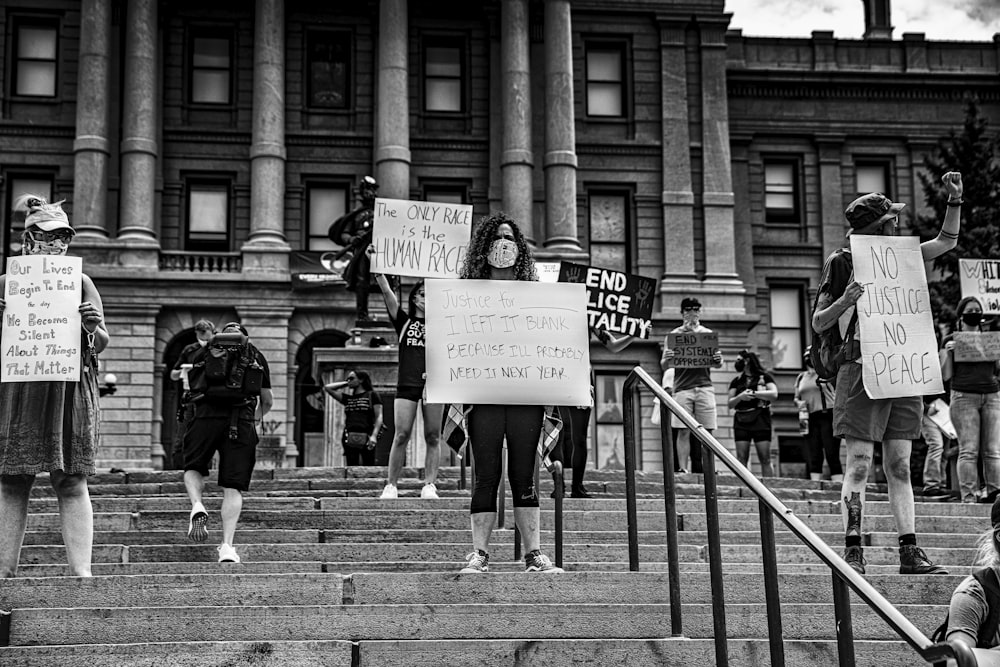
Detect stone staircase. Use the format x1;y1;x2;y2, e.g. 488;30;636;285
0;466;989;666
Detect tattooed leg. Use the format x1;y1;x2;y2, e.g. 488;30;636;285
844;492;863;538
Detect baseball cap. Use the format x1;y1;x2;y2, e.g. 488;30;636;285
844;193;905;237
19;196;75;236
194;319;215;332
680;297;702;312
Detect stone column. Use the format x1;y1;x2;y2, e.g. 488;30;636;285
117;0;159;244
501;0;534;233
541;0;581;253
71;0;111;239
375;0;411;199
816;136;846;262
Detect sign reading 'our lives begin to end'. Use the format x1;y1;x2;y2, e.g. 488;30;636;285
370;198;473;279
424;279;591;406
850;235;943;399
1;255;83;382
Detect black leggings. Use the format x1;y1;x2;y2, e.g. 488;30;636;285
806;410;842;477
550;406;591;490
469;404;543;513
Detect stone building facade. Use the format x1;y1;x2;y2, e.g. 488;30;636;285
0;0;997;473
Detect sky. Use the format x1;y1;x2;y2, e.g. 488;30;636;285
724;0;1000;41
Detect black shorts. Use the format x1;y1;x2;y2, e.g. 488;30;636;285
395;385;424;402
182;409;258;492
733;427;772;443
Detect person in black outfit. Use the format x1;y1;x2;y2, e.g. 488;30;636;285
169;319;215;470
325;369;384;466
329;176;379;321
727;350;778;478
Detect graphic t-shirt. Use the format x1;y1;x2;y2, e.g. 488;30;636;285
390;308;426;388
729;372;775;412
337;389;382;434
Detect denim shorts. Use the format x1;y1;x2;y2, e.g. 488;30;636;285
832;362;922;441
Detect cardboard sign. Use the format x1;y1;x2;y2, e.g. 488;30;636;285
850;235;943;399
535;262;561;283
424;279;591;406
1;255;83;382
666;332;719;368
959;258;1000;315
369;198;473;279
953;331;1000;363
557;262;656;339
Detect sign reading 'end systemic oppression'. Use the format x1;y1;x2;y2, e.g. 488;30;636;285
557;262;656;339
666;332;719;368
1;255;83;382
370;198;472;279
850;235;943;399
424;279;591;406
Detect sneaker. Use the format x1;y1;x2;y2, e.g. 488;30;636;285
460;550;489;573
524;550;564;573
187;506;208;543
843;545;866;575
217;543;241;563
380;484;398;499
899;544;947;575
420;483;439;499
922;486;951;498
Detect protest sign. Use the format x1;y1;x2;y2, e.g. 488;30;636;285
666;332;719;368
369;197;472;279
1;255;83;382
959;258;1000;315
850;235;943;399
424;279;591;405
535;262;561;283
953;331;1000;363
557;261;656;339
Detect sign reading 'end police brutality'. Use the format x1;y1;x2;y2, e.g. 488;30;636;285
370;198;473;279
557;262;656;339
1;255;83;382
850;235;943;399
424;279;591;406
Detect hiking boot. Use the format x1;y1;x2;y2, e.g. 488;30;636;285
571;486;592;499
461;550;489;573
420;483;439;499
379;484;398;499
217;543;241;563
843;545;866;575
187;506;208;543
922;485;950;498
524;550;564;573
899;545;948;575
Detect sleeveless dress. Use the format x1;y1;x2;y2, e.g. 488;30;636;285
0;333;100;475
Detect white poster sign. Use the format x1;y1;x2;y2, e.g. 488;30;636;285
850;235;943;399
535;262;561;283
959;258;1000;315
425;279;591;406
370;198;473;279
1;255;83;382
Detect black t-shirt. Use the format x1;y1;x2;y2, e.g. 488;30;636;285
729;372;775;411
944;334;1000;394
390;307;426;388
335;389;382;433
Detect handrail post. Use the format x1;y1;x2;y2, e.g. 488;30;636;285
660;403;683;637
459;452;466;491
498;442;507;530
552;461;564;568
701;440;729;667
622;376;641;571
759;499;785;667
832;573;857;667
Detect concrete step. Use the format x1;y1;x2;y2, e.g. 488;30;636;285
0;641;353;667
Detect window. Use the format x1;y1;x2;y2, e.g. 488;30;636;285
13;20;58;97
763;159;800;224
589;191;630;273
190;32;232;104
594;372;634;470
186;181;230;250
307;185;348;251
585;43;626;117
855;160;890;197
5;175;54;258
423;184;467;205
307;31;350;109
769;286;804;370
424;38;463;113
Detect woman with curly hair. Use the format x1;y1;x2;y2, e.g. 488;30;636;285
457;212;561;574
727;349;778;477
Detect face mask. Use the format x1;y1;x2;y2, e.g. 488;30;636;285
23;231;69;256
962;312;984;327
735;359;746;373
487;239;518;269
682;311;700;326
198;338;209;347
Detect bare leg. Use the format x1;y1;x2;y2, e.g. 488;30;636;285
841;437;874;535
387;399;418;486
676;429;692;471
735;440;751;467
50;470;93;577
220;487;243;547
513;506;540;553
755;439;774;478
470;511;495;553
422;402;444;485
0;474;35;578
184;469;206;509
882;438;916;536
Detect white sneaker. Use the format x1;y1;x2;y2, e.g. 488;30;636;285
217;543;241;563
380;483;398;499
421;483;439;499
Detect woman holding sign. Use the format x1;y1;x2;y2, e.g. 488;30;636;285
727;350;778;477
941;296;1000;504
456;212;563;574
0;195;109;577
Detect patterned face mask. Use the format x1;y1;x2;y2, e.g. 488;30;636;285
486;239;518;269
23;230;70;256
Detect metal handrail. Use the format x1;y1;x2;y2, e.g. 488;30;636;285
622;365;997;667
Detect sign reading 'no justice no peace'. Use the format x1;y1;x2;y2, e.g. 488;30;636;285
370;198;473;279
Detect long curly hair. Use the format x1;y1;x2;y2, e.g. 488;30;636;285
460;212;537;281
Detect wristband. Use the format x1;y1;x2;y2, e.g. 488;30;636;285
940;230;959;239
946;199;963;207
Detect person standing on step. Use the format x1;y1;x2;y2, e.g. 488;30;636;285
169;319;215;470
0;195;109;578
660;297;724;474
369;265;442;500
940;296;1000;505
812;172;963;576
727;350;778;478
795;347;842;482
455;212;563;574
324;369;383;467
182;322;272;564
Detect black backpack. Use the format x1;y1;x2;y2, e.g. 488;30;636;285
809;250;858;382
187;332;264;405
931;567;1000;648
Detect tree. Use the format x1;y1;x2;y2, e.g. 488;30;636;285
912;97;1000;326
